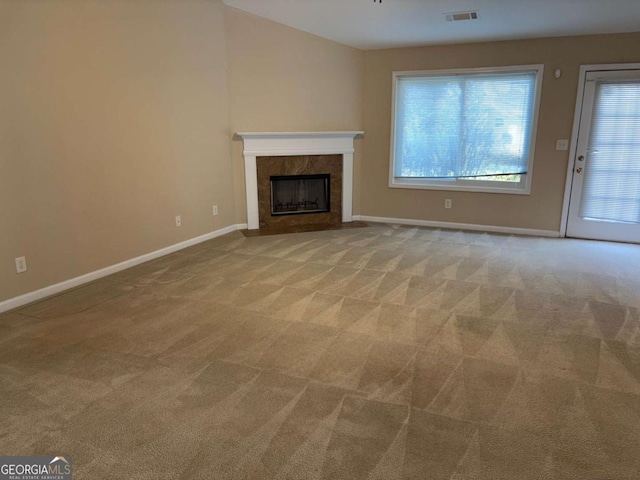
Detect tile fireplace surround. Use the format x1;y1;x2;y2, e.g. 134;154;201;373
236;132;364;230
257;155;342;229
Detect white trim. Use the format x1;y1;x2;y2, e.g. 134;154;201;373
357;215;560;238
0;224;244;314
387;179;531;195
389;64;544;195
243;147;355;157
236;131;363;140
560;65;590;237
235;131;364;230
560;62;640;237
0;217;561;314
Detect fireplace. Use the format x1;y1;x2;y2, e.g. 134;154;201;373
271;174;330;216
257;155;341;228
235;131;364;230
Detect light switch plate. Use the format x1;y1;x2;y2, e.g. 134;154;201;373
556;139;569;151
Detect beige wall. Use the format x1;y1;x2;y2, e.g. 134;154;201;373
224;7;365;223
0;0;233;303
362;32;640;231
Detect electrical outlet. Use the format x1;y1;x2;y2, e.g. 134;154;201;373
175;215;182;227
15;256;27;274
556;139;569;151
445;199;452;209
213;205;219;216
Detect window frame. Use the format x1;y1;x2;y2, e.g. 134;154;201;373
388;64;545;195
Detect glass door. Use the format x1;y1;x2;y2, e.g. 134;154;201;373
566;69;640;243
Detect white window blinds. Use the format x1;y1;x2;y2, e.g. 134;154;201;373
393;71;537;179
580;81;640;224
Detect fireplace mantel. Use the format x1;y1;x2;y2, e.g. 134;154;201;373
236;131;364;230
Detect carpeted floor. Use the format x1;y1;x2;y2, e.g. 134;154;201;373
1;223;640;479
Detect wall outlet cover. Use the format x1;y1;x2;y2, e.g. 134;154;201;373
15;256;27;274
556;139;569;151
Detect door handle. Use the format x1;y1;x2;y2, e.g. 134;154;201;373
576;167;583;173
578;155;584;161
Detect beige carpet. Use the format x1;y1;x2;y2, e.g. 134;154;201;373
1;223;640;479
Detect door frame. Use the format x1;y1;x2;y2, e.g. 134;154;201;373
560;62;640;237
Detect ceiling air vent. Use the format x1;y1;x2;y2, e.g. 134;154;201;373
445;11;479;22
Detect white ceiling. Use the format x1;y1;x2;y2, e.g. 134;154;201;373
222;0;640;50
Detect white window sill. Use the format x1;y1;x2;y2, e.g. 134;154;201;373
389;177;531;195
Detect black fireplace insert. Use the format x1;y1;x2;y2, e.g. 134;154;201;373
270;174;330;216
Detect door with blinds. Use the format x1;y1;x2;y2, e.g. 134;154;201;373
566;68;640;243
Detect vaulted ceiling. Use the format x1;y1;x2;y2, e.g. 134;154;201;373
222;0;640;50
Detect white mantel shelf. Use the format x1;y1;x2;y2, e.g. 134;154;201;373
236;131;364;137
236;131;364;157
236;131;364;230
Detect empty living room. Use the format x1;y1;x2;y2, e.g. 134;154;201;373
2;0;640;478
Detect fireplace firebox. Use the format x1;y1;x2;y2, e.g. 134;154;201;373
270;174;330;216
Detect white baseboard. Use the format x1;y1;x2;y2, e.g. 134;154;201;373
354;215;560;238
0;224;245;314
1;218;560;314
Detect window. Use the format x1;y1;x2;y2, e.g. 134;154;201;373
580;80;640;224
390;65;544;194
